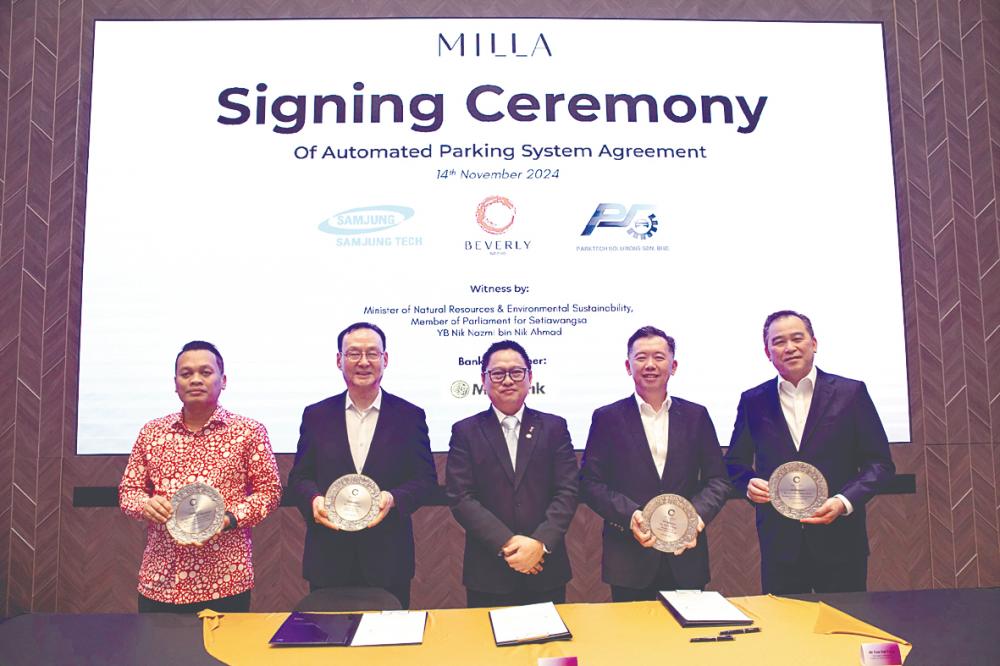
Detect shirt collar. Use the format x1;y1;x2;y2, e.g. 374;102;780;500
634;392;671;415
778;365;818;393
346;389;383;413
493;404;526;426
170;405;231;432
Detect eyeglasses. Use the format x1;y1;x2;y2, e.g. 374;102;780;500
343;350;383;363
485;367;528;383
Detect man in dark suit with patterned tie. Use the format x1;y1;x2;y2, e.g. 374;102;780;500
580;326;731;601
287;322;437;608
725;310;895;594
446;340;579;608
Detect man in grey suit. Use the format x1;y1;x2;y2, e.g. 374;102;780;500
581;326;731;601
446;340;579;608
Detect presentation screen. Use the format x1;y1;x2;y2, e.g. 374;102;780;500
78;18;909;454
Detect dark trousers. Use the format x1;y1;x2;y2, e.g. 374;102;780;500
762;534;868;594
137;589;251;614
309;550;411;609
466;585;566;609
611;553;685;602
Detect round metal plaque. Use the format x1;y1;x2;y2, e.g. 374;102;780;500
325;474;381;531
769;461;828;520
641;493;699;553
166;482;225;544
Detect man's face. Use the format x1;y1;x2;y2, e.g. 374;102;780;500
483;349;532;416
337;327;387;392
175;349;226;410
764;315;818;383
626;335;677;397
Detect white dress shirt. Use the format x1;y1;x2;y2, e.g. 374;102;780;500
776;367;852;515
346;390;382;473
635;393;671;479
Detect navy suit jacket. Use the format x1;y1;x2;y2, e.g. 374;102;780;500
724;369;895;566
287;390;436;588
446;407;579;594
580;395;731;589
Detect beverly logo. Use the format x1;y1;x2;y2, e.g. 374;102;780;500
467;195;531;254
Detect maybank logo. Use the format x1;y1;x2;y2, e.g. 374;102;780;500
318;206;415;235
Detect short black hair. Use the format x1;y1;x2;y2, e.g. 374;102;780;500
175;340;224;374
481;340;532;374
337;322;387;351
762;310;815;345
627;326;676;355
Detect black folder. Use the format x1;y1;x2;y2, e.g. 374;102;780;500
268;611;362;646
657;591;754;628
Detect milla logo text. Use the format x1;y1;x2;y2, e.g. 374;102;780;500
476;195;516;234
318;205;415;235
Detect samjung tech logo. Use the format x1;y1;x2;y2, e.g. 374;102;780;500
318;205;415;235
476;195;516;234
580;204;658;240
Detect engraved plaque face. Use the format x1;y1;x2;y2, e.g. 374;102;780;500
769;461;829;520
324;474;381;531
166;482;225;544
641;493;699;553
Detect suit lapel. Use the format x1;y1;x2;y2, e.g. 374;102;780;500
478;409;515;484
762;382;799;459
661;400;686;489
361;390;393;476
328;392;356;472
622;397;663;489
513;408;539;490
799;369;834;454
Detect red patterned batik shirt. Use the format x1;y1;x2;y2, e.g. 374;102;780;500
119;406;282;604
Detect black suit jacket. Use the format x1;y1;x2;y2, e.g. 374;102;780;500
445;407;579;594
287;390;436;588
724;369;895;566
580;395;731;589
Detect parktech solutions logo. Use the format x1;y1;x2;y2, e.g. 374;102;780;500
577;203;671;253
319;205;423;247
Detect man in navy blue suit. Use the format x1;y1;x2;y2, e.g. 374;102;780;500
446;340;579;608
725;310;895;594
287;322;437;608
580;326;731;602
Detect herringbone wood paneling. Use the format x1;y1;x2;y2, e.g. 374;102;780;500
0;0;997;616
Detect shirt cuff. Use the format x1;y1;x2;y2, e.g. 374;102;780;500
835;493;853;515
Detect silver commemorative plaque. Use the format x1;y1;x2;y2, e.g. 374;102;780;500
641;493;699;553
769;461;828;520
166;482;225;544
324;474;381;531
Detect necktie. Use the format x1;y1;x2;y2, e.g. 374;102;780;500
502;415;518;469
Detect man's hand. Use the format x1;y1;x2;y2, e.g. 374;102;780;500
502;535;545;574
142;495;172;524
366;491;394;529
312;495;340;531
800;497;846;525
671;516;705;556
630;510;657;548
747;477;770;504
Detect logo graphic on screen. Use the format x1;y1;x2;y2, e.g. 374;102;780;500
581;204;657;239
438;33;552;58
450;380;471;398
476;196;516;234
318;206;415;235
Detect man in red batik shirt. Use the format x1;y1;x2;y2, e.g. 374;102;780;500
119;340;281;613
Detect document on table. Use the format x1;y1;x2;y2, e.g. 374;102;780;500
488;602;572;646
658;590;753;627
349;610;428;646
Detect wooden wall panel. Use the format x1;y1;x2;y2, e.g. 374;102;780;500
0;0;997;616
